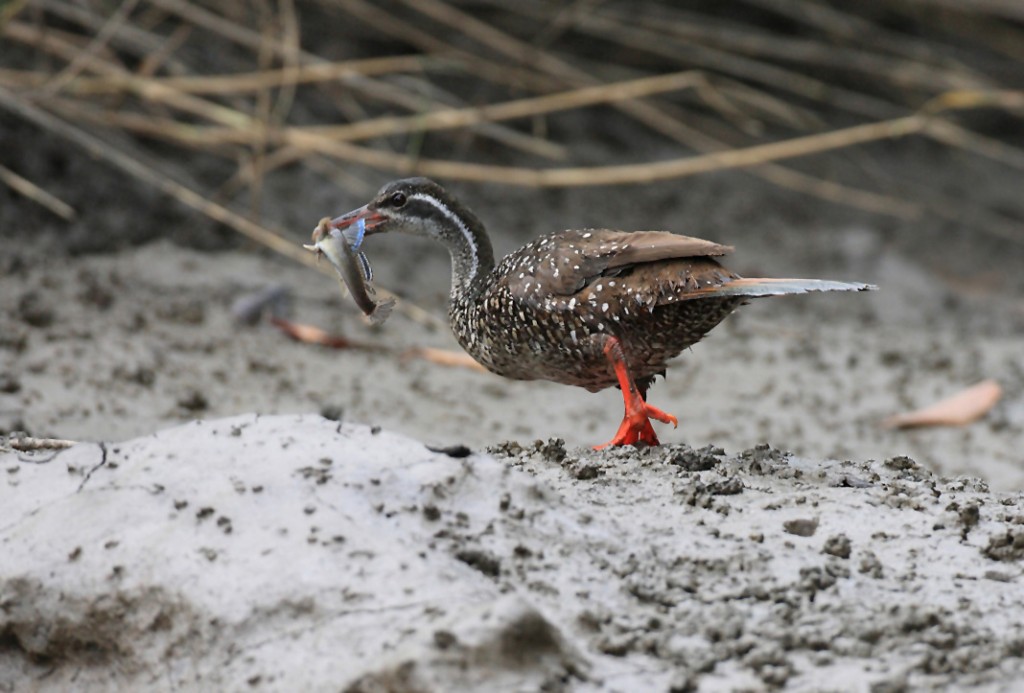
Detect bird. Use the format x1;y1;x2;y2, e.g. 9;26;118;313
314;177;875;449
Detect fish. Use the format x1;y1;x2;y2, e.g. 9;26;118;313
344;215;368;250
305;217;395;326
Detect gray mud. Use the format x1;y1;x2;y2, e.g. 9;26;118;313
3;415;1024;691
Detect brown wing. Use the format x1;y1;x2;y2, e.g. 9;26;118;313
507;229;734;300
599;230;733;270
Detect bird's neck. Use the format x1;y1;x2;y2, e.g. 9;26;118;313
413;191;495;300
447;224;495;301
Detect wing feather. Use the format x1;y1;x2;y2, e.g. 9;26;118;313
507;229;733;300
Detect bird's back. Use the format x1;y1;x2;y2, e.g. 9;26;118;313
450;229;748;391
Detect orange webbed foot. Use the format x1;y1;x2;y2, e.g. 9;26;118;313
594;402;677;450
594;336;679;450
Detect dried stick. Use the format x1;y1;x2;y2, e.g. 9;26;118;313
308;70;709;142
0;0;29;28
5;436;79;452
35;85;962;199
741;0;950;63
321;0;562;92
391;0;918;216
489;0;900;119
144;0;562;160
0;163;76;220
902;0;1024;23
615;6;988;95
12;13;566;164
40;0;141;95
926;120;1024;171
38;0;192;74
69;56;436;95
5;21;252;127
32;0;559;161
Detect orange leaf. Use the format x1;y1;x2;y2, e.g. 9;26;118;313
882;379;1002;429
270;317;362;349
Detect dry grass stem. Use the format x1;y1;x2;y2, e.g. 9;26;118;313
4;0;1022;272
309;71;708;142
0;163;76;220
40;0;140;95
390;0;921;216
4;436;79;451
289;114;929;187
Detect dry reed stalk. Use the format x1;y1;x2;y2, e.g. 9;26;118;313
15;15;1015;228
323;0;562;93
740;0;951;62
925;120;1024;172
5;0;1022;245
510;1;901;120
387;0;925;215
306;71;710;142
40;0;141;95
69;56;437;95
386;0;922;216
0;163;76;220
616;8;989;94
0;68;49;87
38;0;192;74
41;0;561;161
136;23;194;79
33;95;922;195
0;0;30;27
215;145;377;200
35;68;1011;227
903;0;1024;23
5;20;252;127
900;2;1024;61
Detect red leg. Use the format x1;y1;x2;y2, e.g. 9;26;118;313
594;336;678;450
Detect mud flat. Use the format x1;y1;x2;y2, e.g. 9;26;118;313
3;414;1023;691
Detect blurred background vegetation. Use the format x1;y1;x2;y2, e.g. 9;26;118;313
1;0;1022;267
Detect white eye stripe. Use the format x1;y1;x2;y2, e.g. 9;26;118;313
408;192;479;281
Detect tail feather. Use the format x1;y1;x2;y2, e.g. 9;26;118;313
687;277;876;299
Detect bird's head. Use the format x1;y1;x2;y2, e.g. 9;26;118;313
313;177;468;246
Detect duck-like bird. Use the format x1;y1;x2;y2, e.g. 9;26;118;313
308;178;874;449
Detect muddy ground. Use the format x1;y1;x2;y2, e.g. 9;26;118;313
2;100;1024;689
4;415;1024;691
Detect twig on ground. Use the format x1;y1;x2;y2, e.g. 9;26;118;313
5;436;79;451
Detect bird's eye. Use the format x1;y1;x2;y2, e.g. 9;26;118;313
390;191;407;208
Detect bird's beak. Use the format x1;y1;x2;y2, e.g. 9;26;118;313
305;204;387;254
326;205;387;236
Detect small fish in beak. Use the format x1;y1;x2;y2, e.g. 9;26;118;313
345;216;368;251
305;216;394;326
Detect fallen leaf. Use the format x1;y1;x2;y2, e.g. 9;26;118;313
402;346;488;373
270;317;369;350
882;379;1002;429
